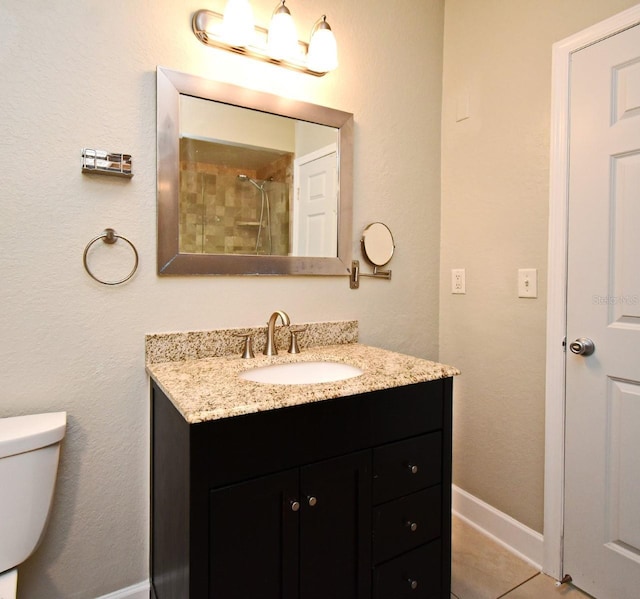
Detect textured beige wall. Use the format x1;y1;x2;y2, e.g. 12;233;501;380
0;1;443;597
440;0;639;533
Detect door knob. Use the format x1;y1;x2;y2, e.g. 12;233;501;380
569;337;595;356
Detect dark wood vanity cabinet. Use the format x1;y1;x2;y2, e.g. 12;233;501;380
151;377;452;599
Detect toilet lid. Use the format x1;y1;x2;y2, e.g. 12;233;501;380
0;412;66;459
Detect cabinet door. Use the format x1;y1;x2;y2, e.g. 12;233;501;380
209;469;298;599
299;451;371;599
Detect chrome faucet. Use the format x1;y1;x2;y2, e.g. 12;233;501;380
264;310;290;356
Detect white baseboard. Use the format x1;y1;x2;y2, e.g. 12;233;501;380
452;484;544;570
95;580;150;599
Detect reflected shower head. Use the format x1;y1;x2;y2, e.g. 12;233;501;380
238;174;263;190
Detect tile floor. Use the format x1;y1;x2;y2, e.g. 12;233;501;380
451;515;595;599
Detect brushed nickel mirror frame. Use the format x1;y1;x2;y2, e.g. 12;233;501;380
156;66;353;276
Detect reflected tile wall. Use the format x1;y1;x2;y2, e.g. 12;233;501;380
179;155;292;256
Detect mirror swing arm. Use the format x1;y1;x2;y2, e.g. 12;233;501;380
349;260;391;289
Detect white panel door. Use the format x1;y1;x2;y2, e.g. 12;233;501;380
565;23;640;599
293;148;337;257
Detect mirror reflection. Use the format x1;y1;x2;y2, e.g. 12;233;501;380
157;67;354;276
178;96;338;258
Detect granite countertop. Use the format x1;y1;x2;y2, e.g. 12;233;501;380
147;343;460;424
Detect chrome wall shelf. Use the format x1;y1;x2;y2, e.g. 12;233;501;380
82;149;133;178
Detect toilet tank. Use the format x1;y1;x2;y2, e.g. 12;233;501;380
0;412;66;574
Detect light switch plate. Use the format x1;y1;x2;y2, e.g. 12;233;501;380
518;268;537;298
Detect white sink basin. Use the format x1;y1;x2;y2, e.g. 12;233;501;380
239;361;364;385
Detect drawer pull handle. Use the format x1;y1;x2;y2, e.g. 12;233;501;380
408;579;418;590
290;500;300;512
406;521;418;532
408;463;419;474
307;496;318;507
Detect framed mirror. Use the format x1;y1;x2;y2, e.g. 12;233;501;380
157;67;354;275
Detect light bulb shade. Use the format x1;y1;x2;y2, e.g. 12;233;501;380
307;18;338;72
222;0;255;47
267;1;300;61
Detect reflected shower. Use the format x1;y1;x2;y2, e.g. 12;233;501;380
238;174;272;255
237;174;261;189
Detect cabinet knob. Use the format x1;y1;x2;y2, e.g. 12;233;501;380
406;521;418;532
307;496;318;507
408;579;418;590
408;463;419;474
290;500;300;512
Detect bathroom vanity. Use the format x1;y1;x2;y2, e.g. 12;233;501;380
147;329;457;599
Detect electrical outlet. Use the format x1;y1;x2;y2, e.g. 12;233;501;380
518;268;537;298
451;269;466;294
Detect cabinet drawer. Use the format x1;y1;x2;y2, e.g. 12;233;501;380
373;540;441;599
373;433;442;504
371;382;444;444
372;486;441;564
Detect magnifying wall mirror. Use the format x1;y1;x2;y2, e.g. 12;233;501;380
157;67;354;276
349;222;394;289
361;222;395;266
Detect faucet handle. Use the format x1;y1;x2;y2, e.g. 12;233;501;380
288;326;308;354
234;333;255;359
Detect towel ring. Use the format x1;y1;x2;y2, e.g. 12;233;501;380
83;228;139;285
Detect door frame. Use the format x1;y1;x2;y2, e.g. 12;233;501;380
544;3;640;579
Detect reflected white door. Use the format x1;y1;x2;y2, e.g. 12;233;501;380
565;23;640;599
293;146;337;257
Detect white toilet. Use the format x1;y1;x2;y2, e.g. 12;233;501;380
0;412;66;599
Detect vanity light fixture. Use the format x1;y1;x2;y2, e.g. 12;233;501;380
191;1;338;76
